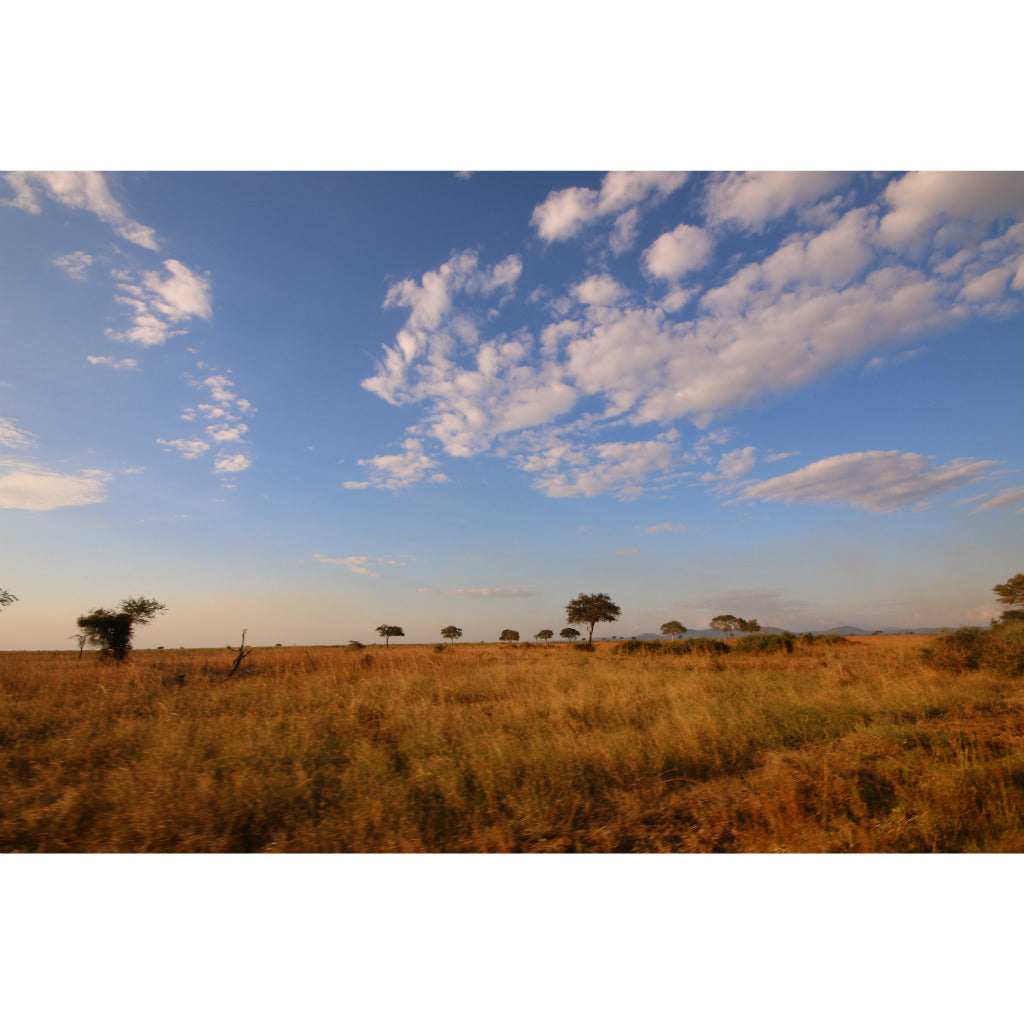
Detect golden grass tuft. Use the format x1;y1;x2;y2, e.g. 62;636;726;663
2;638;1023;852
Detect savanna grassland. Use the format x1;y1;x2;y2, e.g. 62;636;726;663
3;636;1024;852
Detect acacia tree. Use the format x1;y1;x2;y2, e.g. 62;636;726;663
499;629;520;642
441;625;462;646
661;620;686;641
534;629;554;642
375;624;405;647
560;627;580;642
710;615;761;638
565;592;621;645
0;588;17;610
994;573;1024;624
76;596;166;661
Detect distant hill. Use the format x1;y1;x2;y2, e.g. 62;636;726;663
605;625;947;641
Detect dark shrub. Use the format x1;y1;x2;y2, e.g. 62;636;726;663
682;637;730;655
922;626;1024;676
801;633;850;647
734;633;793;653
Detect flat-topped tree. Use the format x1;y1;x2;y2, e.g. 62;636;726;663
565;592;621;645
499;629;520;642
560;627;580;642
440;625;462;646
534;629;554;642
77;596;166;661
375;624;405;647
661;620;686;641
994;573;1024;624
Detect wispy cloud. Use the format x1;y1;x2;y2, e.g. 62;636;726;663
739;450;998;512
3;171;160;250
157;438;211;460
108;260;212;347
0;417;38;449
52;251;93;280
87;355;138;370
970;484;1024;514
311;553;408;577
345;437;449;491
0;458;111;510
643;522;687;534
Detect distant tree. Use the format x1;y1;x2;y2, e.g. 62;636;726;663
535;629;554;642
375;624;405;647
565;592;621;645
76;596;166;662
661;620;686;641
993;574;1024;624
710;614;743;638
69;633;88;660
738;618;761;635
499;629;520;642
0;588;17;610
560;627;580;642
441;625;462;646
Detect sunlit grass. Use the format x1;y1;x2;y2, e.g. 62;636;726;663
2;639;1023;851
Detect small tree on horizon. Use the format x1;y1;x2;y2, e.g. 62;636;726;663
560;627;580;642
499;629;520;643
661;620;686;641
441;625;462;646
565;592;621;645
993;573;1024;624
535;629;554;642
375;624;405;647
710;614;742;638
76;596;166;661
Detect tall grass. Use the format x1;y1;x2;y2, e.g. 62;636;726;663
3;639;1023;851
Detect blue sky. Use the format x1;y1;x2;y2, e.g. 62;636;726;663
3;170;1023;648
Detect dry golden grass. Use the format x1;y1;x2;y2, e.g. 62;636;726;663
3;639;1023;852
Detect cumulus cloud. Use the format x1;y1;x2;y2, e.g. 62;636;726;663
53;251;93;280
3;171;159;249
0;418;37;449
346;437;449;491
107;260;212;347
573;274;629;307
531;171;688;243
643;224;714;280
214;453;251;474
703;171;849;230
87;355;138;370
702;446;757;481
0;459;110;510
157;438;211;460
739;451;998;512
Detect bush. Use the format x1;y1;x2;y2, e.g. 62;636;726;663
800;633;850;647
922;626;1024;676
683;637;730;655
734;633;794;653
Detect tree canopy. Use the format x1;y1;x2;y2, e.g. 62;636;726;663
375;624;405;647
709;614;759;638
0;588;17;610
660;620;686;640
534;629;554;642
440;625;462;645
993;573;1024;625
76;596;166;661
565;592;621;644
499;629;520;642
560;627;580;641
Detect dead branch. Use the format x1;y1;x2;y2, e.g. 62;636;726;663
228;628;253;677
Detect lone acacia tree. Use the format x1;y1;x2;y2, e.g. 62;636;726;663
560;627;580;642
76;596;166;661
661;620;686;641
565;592;621;645
994;573;1024;624
499;629;520;642
710;614;760;638
441;625;462;646
534;629;554;642
376;624;405;647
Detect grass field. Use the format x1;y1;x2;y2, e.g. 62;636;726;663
3;635;1023;852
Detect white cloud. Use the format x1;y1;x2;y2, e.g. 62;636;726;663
87;355;138;370
0;459;110;510
0;418;37;448
3;171;159;249
347;437;448;491
643;522;687;534
313;553;409;577
878;171;1024;250
531;171;688;243
704;172;849;230
53;251;93;280
643;224;714;280
703;446;757;481
206;424;248;443
107;259;212;347
970;485;1024;514
214;453;251;474
739;451;998;512
157;438;210;460
572;274;628;307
